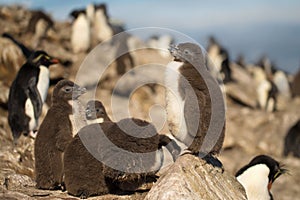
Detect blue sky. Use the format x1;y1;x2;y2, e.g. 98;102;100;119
1;1;300;72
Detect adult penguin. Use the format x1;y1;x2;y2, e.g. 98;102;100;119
236;155;286;200
8;50;59;144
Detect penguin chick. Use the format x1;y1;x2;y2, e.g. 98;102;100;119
165;42;225;168
283;120;300;158
64;121;114;198
34;79;86;190
85;100;111;124
64;117;180;198
8;50;59;144
236;155;287;200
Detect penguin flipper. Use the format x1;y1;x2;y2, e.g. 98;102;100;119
28;77;43;119
2;33;33;58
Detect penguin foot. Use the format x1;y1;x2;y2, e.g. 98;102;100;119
78;190;89;199
29;130;38;139
199;153;224;170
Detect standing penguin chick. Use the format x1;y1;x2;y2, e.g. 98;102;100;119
165;42;225;167
85;100;111;124
34;79;86;190
70;9;90;53
236;155;286;200
283;120;300;158
8;51;58;144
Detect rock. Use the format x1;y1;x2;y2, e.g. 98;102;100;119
3;174;35;190
225;82;257;108
145;154;246;200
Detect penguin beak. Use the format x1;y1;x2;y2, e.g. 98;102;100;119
267;181;273;191
168;44;178;54
50;58;59;64
72;87;86;99
268;167;287;191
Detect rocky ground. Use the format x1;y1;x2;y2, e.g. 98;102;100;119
0;5;299;200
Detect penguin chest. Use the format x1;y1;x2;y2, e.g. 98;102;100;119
71;14;90;53
68;100;87;137
94;10;113;42
237;164;270;200
165;61;188;141
37;66;49;103
25;98;37;131
87;118;104;125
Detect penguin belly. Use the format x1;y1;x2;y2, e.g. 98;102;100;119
37;65;50;103
71;14;90;53
94;9;113;42
25;98;37;131
165;61;188;142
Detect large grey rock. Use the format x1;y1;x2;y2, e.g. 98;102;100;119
145;154;246;200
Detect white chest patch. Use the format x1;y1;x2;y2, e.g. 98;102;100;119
25;98;37;131
71;14;90;53
94;9;113;42
87;118;104;125
257;79;271;110
37;66;50;103
165;61;188;142
237;164;271;200
68;100;88;137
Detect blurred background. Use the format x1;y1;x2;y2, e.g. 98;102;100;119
1;0;300;73
0;1;300;199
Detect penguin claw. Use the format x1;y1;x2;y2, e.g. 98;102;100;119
199;153;224;171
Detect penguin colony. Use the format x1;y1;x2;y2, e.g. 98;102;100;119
2;3;295;199
70;3;124;53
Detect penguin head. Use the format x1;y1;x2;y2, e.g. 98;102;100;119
85;100;109;122
70;9;86;19
29;50;59;67
236;155;287;199
168;43;203;64
52;80;86;103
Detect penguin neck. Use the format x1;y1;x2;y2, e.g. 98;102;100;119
237;164;271;200
52;99;73;114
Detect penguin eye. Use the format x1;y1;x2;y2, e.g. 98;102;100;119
184;49;190;55
96;108;100;112
64;86;73;93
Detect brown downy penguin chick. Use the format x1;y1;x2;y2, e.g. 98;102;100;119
34;79;86;190
64;100;113;198
165;42;225;167
64;111;180;198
